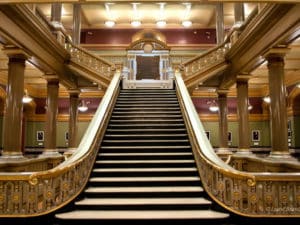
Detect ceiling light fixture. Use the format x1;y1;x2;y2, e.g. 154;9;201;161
78;100;88;112
131;3;141;27
105;20;115;27
131;20;141;27
182;3;192;27
104;3;115;27
22;90;32;103
156;20;166;27
182;20;192;27
156;3;166;27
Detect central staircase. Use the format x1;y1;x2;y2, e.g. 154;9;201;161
56;89;230;224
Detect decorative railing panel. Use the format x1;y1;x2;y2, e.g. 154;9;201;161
0;72;121;217
65;43;115;78
175;72;300;217
182;6;258;81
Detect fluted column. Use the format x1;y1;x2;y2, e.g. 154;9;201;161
1;47;28;159
234;3;245;25
266;48;291;158
216;3;224;45
51;3;62;25
68;90;80;149
236;75;251;154
43;76;60;155
72;4;81;45
216;90;230;153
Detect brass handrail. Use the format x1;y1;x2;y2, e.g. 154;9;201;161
175;72;300;217
0;72;121;217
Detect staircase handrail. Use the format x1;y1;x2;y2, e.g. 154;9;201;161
182;5;259;79
175;72;300;217
0;72;121;217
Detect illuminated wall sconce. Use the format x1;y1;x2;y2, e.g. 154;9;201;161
263;96;271;103
22;90;32;103
78;100;89;112
207;100;219;112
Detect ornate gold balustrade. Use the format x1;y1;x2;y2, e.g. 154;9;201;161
175;72;300;217
32;5;115;87
182;6;258;89
0;72;121;217
65;43;115;79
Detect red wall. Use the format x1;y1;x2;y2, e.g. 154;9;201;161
81;28;216;45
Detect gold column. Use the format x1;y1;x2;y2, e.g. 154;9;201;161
236;75;251;154
216;3;224;45
51;3;62;25
234;3;245;25
43;76;60;156
72;4;81;45
68;90;80;149
216;90;230;154
1;47;28;159
266;48;292;158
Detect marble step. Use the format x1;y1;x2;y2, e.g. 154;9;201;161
56;209;230;220
89;176;200;183
75;197;212;207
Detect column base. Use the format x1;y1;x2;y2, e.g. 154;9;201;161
0;152;27;162
268;151;297;161
39;149;62;158
235;148;253;155
63;148;77;158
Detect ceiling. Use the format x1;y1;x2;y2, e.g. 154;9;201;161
0;2;299;100
37;2;256;30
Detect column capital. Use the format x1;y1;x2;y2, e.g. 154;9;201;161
44;73;60;83
217;89;229;96
237;74;251;82
265;47;291;61
2;45;30;60
68;89;81;96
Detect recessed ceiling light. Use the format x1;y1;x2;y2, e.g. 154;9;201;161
156;20;166;27
131;20;141;27
182;20;192;28
105;20;115;27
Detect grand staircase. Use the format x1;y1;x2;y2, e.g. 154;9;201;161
55;89;230;224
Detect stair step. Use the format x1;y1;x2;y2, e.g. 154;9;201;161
104;134;188;139
56;209;230;220
108;124;185;128
99;153;193;157
76;197;211;206
100;145;191;150
102;139;189;147
112;111;182;114
85;186;203;194
93;167;197;173
96;160;195;164
106;128;187;133
114;107;180;111
89;176;200;182
109;119;183;122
